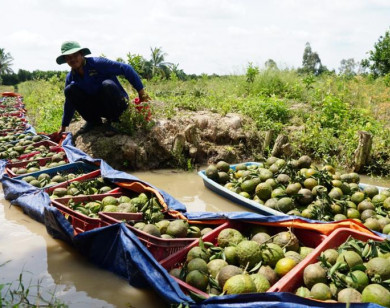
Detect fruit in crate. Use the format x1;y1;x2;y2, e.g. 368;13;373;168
22;172;78;188
9;153;68;175
168;225;313;296
294;236;390;305
66;193;147;218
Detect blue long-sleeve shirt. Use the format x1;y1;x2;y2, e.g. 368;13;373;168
61;57;144;127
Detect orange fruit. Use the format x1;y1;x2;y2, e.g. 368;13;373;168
274;257;297;277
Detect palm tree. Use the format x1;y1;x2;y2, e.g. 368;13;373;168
150;47;172;79
170;63;186;80
0;48;14;74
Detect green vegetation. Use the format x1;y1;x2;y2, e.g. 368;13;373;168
18;76;65;133
147;70;390;176
0;263;68;307
363;28;390;77
0;85;14;94
0;48;14;75
13;65;390;177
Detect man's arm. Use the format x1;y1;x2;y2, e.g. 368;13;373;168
94;57;150;100
59;98;76;132
59;75;75;133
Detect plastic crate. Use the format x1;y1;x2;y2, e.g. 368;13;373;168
4;139;61;160
13;161;100;188
269;228;384;294
99;212;143;222
100;212;228;261
160;220;328;298
51;192;132;234
0;111;25;117
16;146;64;162
30;139;59;148
6;157;70;177
8;133;51;145
0;129;25;136
45;169;121;196
0;119;27;131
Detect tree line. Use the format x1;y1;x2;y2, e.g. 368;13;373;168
1;27;390;86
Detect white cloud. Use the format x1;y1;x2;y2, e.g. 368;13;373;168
0;0;389;74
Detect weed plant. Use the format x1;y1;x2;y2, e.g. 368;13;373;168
16;70;390;176
0;263;68;307
18;76;65;133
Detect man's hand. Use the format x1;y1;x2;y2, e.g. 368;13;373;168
138;89;151;102
59;126;67;134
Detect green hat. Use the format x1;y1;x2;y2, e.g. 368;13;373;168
56;41;91;65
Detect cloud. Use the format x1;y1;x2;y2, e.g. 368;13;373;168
1;0;390;74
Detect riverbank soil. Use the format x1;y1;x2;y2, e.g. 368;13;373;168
68;109;263;170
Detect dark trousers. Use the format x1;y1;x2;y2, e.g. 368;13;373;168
64;80;128;123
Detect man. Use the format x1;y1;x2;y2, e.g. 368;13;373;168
56;41;150;136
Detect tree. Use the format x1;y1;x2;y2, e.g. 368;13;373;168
0;48;14;75
246;62;259;84
126;52;147;77
299;42;327;75
264;59;278;70
149;47;172;79
17;69;32;82
365;28;390;76
339;58;357;77
170;63;186;80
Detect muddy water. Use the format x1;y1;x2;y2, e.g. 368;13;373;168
0;188;165;308
0;169;246;308
358;174;390;189
131;169;251;213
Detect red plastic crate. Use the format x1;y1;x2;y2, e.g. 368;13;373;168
30;139;59;148
3;139;61;160
0;130;24;135
44;169;120;196
269;228;384;294
0;111;24;117
0;129;25;135
99;212;228;261
160;220;328;298
0;119;27;132
99;212;143;221
51;192;134;235
6;157;69;177
16;146;64;162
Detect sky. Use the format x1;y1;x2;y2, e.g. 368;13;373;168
1;0;389;75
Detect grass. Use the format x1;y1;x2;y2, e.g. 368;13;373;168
0;85;14;93
0;262;68;307
16;69;390;176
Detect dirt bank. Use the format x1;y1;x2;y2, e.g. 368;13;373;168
67;109;265;170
